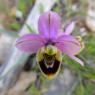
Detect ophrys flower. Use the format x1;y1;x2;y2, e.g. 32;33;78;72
16;11;84;79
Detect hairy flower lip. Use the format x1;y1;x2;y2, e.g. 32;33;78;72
36;46;62;79
38;59;61;77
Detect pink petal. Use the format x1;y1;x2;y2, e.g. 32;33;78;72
64;21;75;35
55;35;82;55
68;55;84;66
38;11;61;39
58;31;64;37
15;34;46;53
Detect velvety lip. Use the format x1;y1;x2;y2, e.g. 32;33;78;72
39;59;61;76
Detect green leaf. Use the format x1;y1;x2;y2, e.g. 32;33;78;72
75;82;84;95
29;84;41;95
39;4;44;13
74;81;95;95
26;24;36;33
10;22;21;30
81;66;95;79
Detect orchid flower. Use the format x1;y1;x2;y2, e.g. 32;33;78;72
15;11;84;79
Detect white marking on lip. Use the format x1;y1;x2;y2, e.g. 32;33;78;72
44;59;55;68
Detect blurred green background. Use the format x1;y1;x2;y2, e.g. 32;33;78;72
0;0;95;95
